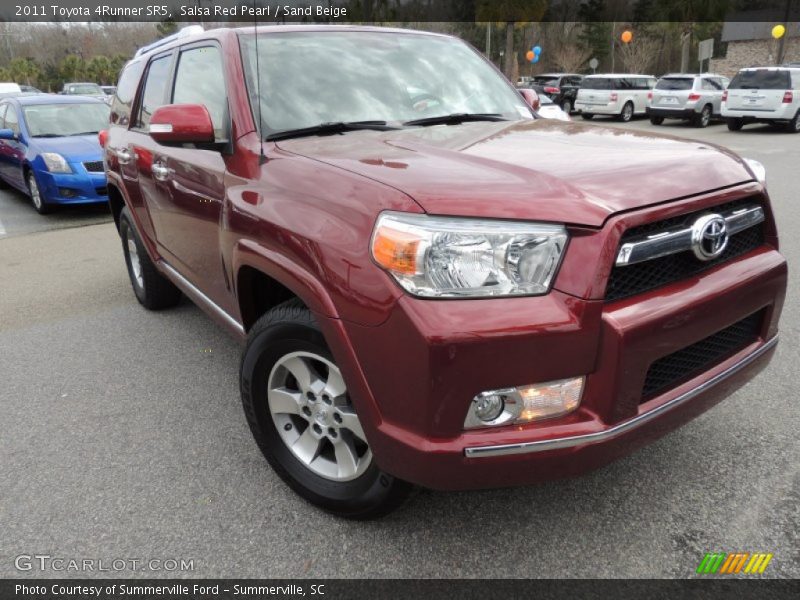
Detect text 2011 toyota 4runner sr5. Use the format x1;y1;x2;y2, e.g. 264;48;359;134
103;26;786;518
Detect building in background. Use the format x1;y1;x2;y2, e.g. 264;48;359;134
712;21;800;77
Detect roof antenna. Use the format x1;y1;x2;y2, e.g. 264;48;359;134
253;0;266;165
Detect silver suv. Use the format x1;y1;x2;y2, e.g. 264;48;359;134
647;74;730;128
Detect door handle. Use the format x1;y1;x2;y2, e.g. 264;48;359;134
152;162;172;182
115;147;133;164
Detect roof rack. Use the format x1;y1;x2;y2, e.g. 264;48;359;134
134;25;204;58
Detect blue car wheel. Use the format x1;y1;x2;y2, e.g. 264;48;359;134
27;171;51;215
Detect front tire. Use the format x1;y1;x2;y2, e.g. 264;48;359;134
27;171;51;214
727;118;744;131
119;207;182;310
561;99;572;114
240;301;412;519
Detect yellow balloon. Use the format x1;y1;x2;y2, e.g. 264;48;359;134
772;24;786;39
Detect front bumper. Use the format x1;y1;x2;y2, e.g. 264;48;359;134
317;189;786;491
36;166;107;205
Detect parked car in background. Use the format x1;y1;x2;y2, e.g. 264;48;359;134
576;74;656;122
0;95;110;214
105;25;784;518
62;82;111;104
101;85;117;96
19;85;43;94
526;73;583;113
722;67;800;132
647;74;730;127
536;95;571;121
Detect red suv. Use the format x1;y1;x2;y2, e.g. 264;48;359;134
104;26;786;518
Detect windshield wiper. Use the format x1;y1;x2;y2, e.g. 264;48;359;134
69;131;100;136
403;113;507;127
266;121;398;141
32;134;62;138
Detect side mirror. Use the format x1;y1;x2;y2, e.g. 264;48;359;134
0;128;16;140
519;88;541;112
149;104;215;145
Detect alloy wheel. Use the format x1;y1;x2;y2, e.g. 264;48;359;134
28;174;42;210
267;351;371;482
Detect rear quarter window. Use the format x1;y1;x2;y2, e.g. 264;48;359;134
111;60;145;126
729;70;791;90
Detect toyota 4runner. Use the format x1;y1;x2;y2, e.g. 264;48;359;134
103;26;786;518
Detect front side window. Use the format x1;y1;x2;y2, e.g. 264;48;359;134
23;103;110;137
112;59;145;126
137;54;172;129
4;105;20;135
238;31;530;136
172;45;228;139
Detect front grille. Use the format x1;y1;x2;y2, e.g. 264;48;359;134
641;310;763;400
606;198;765;302
84;160;104;172
95;186;108;197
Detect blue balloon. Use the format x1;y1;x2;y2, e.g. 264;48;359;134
533;45;542;55
532;55;540;63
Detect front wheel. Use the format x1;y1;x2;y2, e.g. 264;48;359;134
240;301;412;519
561;99;572;114
727;118;744;131
27;171;51;214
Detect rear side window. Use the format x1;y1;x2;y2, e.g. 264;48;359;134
582;78;614;90
172;45;228;139
136;54;172;129
111;59;145;126
701;78;723;91
729;70;791;90
657;78;693;91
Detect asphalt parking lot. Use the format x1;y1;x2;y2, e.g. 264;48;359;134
1;117;798;579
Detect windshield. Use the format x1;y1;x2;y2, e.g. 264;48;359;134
729;70;791;89
238;31;530;136
23;103;110;137
656;78;693;90
67;84;103;95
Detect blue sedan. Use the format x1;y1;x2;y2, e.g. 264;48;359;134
0;95;110;214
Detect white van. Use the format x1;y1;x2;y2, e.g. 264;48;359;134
722;67;800;132
575;74;656;122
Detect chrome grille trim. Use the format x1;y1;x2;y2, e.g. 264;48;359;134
615;205;764;267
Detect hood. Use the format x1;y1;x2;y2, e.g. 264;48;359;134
32;135;102;160
276;119;754;227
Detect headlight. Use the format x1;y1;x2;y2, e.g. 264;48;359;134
371;212;568;298
743;158;766;186
41;153;72;173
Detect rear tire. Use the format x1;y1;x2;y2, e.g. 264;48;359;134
240;300;412;519
727;118;744;131
785;110;800;133
649;116;664;125
27;171;51;215
561;99;572;114
119;207;182;310
692;105;712;128
618;102;634;122
581;113;594;120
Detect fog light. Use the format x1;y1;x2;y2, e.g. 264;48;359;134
473;393;505;422
464;377;584;429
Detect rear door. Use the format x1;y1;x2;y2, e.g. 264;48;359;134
726;69;790;112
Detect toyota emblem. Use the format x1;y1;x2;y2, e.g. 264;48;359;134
691;213;729;261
